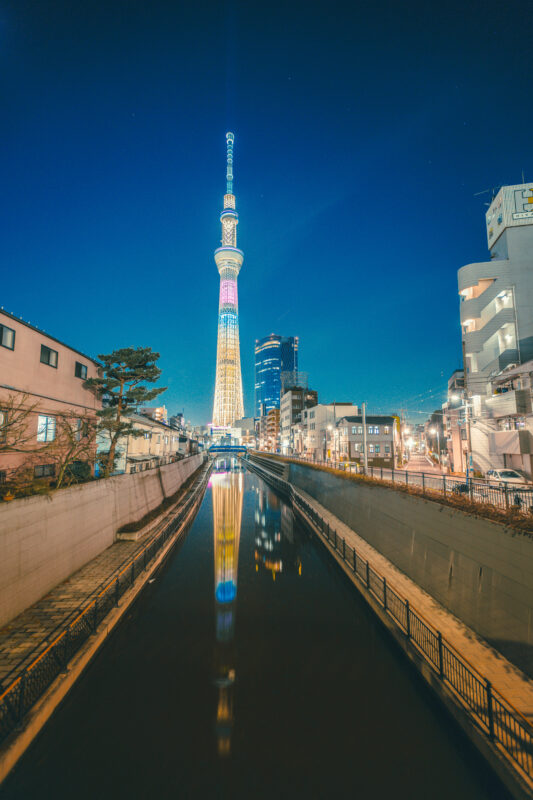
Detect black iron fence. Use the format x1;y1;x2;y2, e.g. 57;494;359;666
0;462;211;747
246;455;533;784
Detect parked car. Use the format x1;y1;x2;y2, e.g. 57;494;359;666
485;469;530;486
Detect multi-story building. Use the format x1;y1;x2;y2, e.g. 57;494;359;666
232;417;257;448
258;408;280;452
442;370;467;473
336;415;399;468
300;403;357;461
97;413;190;474
254;334;298;417
280;385;318;455
458;184;533;474
141;406;168;424
0;309;101;484
484;361;533;477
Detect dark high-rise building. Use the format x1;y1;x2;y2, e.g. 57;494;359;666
254;334;298;417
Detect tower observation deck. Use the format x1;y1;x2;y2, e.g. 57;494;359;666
212;132;245;427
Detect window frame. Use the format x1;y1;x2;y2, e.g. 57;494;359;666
75;361;88;380
34;463;56;479
40;344;58;368
37;414;56;442
0;324;15;350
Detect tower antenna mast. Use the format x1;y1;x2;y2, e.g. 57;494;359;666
226;132;234;194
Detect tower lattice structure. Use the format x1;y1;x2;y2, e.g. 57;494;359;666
212;132;244;427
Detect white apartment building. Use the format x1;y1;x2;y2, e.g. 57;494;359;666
300;403;357;460
458;184;533;475
280;387;318;455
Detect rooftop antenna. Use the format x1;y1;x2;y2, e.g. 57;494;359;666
522;169;525;183
226;132;234;194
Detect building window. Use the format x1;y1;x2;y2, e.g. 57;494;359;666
0;324;15;350
383;426;390;434
369;444;375;453
351;426;356;434
357;426;363;434
37;415;56;442
0;410;7;443
40;345;58;368
0;470;6;484
375;444;380;454
144;432;151;439
385;444;390;453
34;463;55;478
75;361;87;380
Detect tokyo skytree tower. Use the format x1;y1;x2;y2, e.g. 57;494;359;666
212;132;244;427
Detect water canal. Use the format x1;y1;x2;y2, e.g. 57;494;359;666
2;463;507;799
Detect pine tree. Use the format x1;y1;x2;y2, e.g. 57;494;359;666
84;347;166;478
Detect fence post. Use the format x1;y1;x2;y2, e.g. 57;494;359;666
422;473;425;495
405;470;408;486
326;521;330;540
504;484;509;509
381;467;383;480
392;468;395;484
405;600;411;638
437;632;444;678
486;680;495;739
18;669;27;721
443;475;446;497
383;577;387;610
366;562;370;588
353;549;357;573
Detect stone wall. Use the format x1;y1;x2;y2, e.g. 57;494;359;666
0;455;203;627
288;462;533;676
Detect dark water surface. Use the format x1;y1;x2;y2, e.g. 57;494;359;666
2;467;507;799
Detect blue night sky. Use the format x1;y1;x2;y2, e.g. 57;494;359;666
1;0;531;424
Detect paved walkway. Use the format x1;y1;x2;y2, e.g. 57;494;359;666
0;479;196;685
295;485;533;722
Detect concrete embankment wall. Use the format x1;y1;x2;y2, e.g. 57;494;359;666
0;455;203;627
286;462;533;677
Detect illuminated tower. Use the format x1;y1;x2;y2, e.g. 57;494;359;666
212;132;245;427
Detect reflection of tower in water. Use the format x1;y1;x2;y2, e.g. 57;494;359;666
212;469;243;757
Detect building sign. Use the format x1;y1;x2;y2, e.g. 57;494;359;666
486;184;533;247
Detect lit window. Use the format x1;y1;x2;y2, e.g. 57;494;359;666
37;415;56;442
40;345;58;368
369;444;375;453
0;324;15;350
357;426;363;434
385;444;390;453
383;426;390;434
75;362;87;380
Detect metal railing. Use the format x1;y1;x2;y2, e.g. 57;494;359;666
0;462;211;747
268;453;533;514
246;455;533;784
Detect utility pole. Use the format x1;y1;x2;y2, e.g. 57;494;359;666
461;339;473;480
362;402;368;474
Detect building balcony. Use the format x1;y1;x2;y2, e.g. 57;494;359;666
490;429;533;456
459;280;501;323
486;389;532;419
463;308;515;354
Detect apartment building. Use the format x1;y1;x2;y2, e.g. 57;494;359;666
300;403;357;460
0;310;101;483
97;413;190;474
458;184;533;474
336;415;399;467
280;386;318;455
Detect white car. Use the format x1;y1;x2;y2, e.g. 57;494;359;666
486;469;530;486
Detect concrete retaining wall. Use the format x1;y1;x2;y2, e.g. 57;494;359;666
288;462;533;677
0;455;203;627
